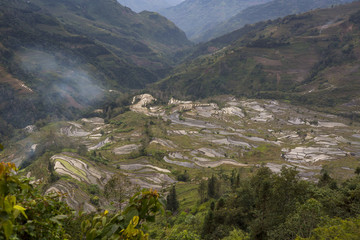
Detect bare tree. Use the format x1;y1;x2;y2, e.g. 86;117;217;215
104;174;131;211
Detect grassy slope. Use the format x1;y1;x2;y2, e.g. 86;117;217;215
155;1;360;119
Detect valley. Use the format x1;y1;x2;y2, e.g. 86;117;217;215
1;0;360;239
4;94;359;212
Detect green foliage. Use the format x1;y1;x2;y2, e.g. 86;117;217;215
318;170;337;189
201;209;215;238
77;144;87;156
207;175;220;199
104;174;131;211
222;229;250;240
168;230;200;240
176;170;190;182
270;199;324;239
230;169;241;190
0;162;72;240
166;185;179;213
81;189;165;240
90;196;100;207
296;216;360;240
88;184;100;195
198;179;207;203
197;165;360;240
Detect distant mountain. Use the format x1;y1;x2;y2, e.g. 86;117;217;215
0;0;191;133
156;1;360;119
196;0;355;42
159;0;272;40
117;0;184;12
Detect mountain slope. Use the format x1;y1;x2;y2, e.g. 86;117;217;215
117;0;184;12
31;0;191;62
156;1;360;119
159;0;272;41
196;0;355;42
0;0;191;133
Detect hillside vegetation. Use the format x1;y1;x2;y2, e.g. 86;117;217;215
31;0;191;58
196;0;355;42
0;0;190;137
156;1;360;120
2;157;360;239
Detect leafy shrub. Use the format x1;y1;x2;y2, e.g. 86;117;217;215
0;162;72;240
81;189;165;239
296;217;360;240
168;230;200;240
88;184;100;195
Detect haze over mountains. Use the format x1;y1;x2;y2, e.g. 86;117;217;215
117;0;185;12
159;0;272;40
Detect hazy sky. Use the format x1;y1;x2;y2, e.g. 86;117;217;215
117;0;185;12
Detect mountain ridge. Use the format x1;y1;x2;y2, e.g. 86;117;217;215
155;1;360;120
195;0;355;42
